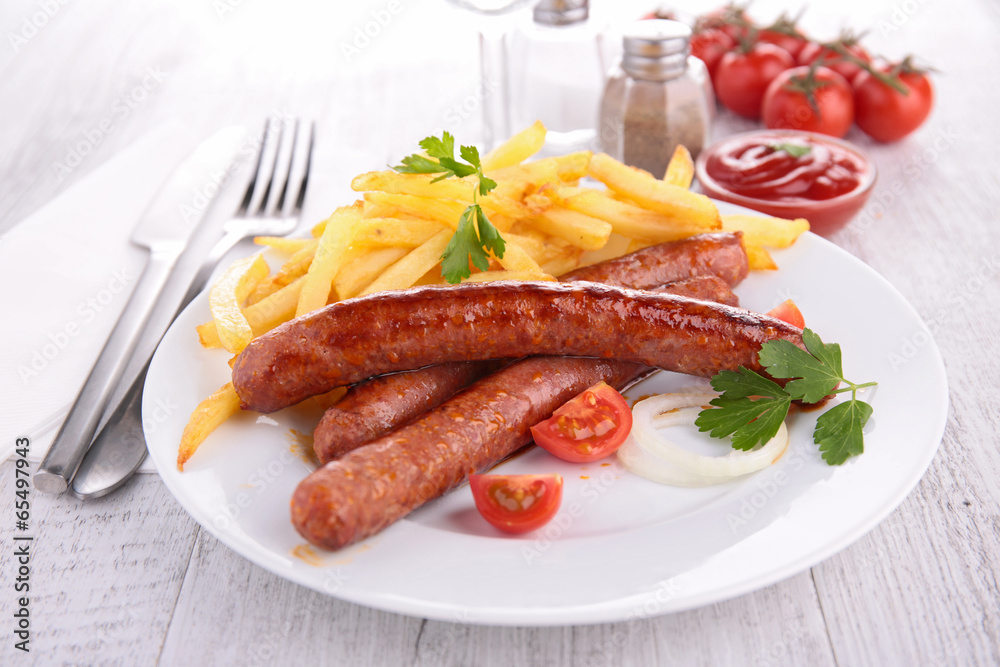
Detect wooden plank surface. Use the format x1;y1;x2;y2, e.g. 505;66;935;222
1;0;998;664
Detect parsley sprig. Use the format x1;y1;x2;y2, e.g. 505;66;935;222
393;132;505;283
695;328;877;465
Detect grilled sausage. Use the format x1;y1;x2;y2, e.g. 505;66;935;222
559;231;748;288
312;274;739;463
233;281;802;413
292;356;650;550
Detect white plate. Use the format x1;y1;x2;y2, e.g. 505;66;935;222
144;216;948;626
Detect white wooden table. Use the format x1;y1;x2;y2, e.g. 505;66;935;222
2;0;998;664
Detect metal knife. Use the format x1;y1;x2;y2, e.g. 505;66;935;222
33;127;244;495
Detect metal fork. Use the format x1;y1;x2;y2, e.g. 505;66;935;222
187;117;314;300
68;118;315;499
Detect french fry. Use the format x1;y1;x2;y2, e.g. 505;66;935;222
360;229;452;295
198;277;304;348
481;120;546;171
209;254;270;354
528;205;612;250
246;240;317;305
461;270;556;283
540;251;583;277
492;151;592;187
744;242;778;270
177;382;241;470
253;236;313;254
334;246;409;299
663;145;695;188
587;153;721;229
545;186;706;242
363;191;468;229
577;233;633;268
492;237;544;274
352;217;447;248
296;204;362;316
721;214;810;248
352;171;532;221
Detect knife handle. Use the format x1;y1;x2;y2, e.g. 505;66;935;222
33;249;180;494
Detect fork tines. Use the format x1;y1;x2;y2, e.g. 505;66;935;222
239;117;315;220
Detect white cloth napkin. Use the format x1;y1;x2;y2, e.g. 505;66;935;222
0;122;201;472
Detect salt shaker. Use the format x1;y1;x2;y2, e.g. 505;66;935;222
599;19;712;177
507;0;606;154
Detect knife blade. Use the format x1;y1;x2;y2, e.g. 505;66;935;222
33;127;245;495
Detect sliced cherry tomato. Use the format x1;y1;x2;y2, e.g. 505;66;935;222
714;43;795;119
853;57;934;142
767;299;805;328
530;381;632;463
469;473;563;534
797;39;871;85
762;66;855;138
691;28;735;78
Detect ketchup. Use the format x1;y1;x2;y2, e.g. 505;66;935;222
703;137;867;203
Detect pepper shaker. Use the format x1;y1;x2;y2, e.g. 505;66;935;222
599;19;712;177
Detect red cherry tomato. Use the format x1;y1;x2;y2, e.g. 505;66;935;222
691;28;735;77
762;66;855;138
714;43;795;119
758;29;810;59
698;5;753;43
530;381;632;463
853;59;934;142
469;473;563;534
767;299;805;328
797;41;871;85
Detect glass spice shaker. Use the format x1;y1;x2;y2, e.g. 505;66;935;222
599;19;712;178
507;0;606;154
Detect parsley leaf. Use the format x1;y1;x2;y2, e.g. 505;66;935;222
814;399;873;465
696;368;792;450
769;143;812;158
393;132;507;283
697;328;877;465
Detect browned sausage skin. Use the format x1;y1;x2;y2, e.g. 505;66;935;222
292;357;649;550
232;281;802;413
559;231;748;288
312;275;739;463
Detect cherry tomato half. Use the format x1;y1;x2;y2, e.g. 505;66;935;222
767;299;806;328
530;381;632;463
469;473;563;534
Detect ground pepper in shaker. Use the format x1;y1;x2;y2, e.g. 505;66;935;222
599;19;712;177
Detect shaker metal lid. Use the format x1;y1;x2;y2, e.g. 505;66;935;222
534;0;588;26
622;19;691;57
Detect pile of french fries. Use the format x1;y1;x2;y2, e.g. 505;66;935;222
176;121;809;469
